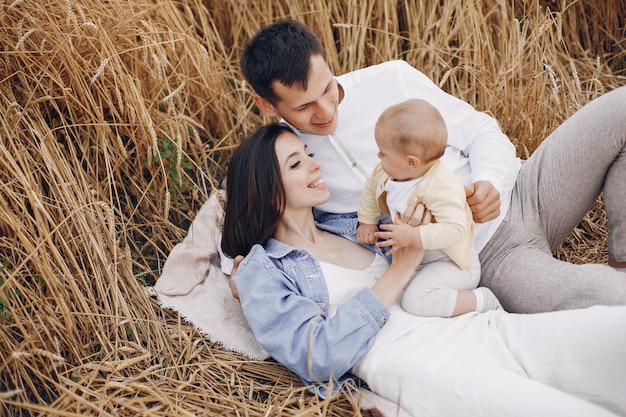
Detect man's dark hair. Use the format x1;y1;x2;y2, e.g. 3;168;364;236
240;19;326;104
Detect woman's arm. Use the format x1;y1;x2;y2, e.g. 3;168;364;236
371;200;427;304
233;245;387;386
233;242;423;387
372;243;424;306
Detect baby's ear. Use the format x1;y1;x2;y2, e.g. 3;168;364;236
407;154;421;170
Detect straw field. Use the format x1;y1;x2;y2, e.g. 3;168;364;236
1;0;624;415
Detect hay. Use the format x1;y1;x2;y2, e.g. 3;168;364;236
0;0;623;415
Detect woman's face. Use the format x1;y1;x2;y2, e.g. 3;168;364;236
275;131;329;211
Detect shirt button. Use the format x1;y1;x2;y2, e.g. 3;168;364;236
381;319;387;326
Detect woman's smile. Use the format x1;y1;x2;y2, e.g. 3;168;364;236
308;178;326;188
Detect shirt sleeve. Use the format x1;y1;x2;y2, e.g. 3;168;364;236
395;60;519;193
358;164;386;224
417;163;471;249
233;245;389;388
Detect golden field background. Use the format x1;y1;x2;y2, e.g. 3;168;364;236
1;0;624;415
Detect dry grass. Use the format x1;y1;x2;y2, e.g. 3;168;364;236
0;0;624;415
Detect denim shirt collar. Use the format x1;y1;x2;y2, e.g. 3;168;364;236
264;238;300;259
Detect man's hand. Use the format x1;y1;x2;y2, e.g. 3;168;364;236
399;196;423;225
228;255;244;301
464;180;500;223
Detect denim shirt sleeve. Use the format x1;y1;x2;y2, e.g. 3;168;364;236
233;243;389;390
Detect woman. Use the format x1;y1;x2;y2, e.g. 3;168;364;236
221;123;626;417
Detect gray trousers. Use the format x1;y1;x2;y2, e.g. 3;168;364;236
480;86;626;313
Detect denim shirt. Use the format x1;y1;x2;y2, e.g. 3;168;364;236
233;229;390;395
314;209;392;261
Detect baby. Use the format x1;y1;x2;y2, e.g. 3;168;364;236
357;99;501;317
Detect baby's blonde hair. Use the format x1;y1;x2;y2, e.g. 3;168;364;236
376;98;448;162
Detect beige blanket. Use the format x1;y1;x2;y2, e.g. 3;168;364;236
153;191;409;416
154;190;269;360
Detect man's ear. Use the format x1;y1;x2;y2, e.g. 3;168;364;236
407;155;421;171
253;95;278;117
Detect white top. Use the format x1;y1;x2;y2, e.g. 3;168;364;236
385;176;422;219
320;255;389;317
289;60;522;252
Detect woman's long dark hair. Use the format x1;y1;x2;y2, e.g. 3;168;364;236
220;123;295;258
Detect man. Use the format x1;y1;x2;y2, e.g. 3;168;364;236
235;19;626;313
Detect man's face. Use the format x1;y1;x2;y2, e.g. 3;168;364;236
256;54;340;136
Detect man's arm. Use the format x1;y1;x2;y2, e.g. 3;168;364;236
393;61;519;223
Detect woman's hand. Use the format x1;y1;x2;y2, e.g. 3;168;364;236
375;198;432;256
376;216;419;255
228;255;245;301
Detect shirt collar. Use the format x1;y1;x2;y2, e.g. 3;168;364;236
264;238;301;259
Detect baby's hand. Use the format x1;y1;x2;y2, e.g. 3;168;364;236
375;211;424;256
376;223;417;255
357;223;379;244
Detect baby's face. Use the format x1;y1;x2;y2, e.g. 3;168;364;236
374;131;414;181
